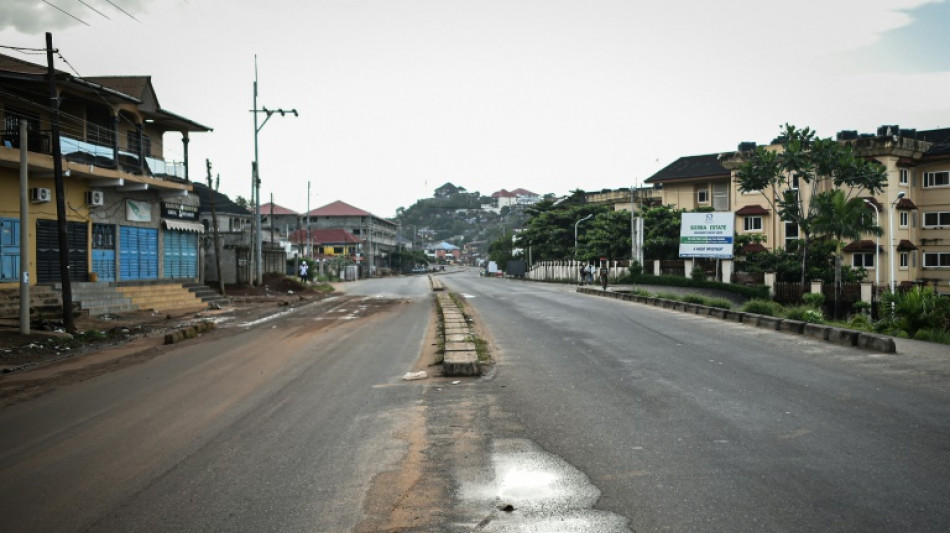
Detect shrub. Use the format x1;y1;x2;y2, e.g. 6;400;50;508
628;261;643;279
784;306;824;323
742;298;782;316
848;312;873;331
655;291;679;300
851;301;871;315
706;298;733;310
802;292;825;309
878;287;950;338
682;294;706;304
629;288;653;297
912;328;950;345
690;266;706;281
633;274;769;300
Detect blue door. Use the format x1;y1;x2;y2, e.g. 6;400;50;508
120;226;158;280
163;230;198;278
92;223;116;282
0;218;19;282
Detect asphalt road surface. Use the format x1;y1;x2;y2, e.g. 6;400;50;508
1;270;948;532
445;270;950;532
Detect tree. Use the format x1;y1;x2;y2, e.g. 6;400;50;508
583;210;632;261
516;192;606;260
811;189;882;317
488;231;516;265
641;205;685;261
234;195;249;210
734;124;888;284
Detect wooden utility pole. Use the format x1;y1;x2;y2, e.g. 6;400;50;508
206;161;225;295
46;32;74;332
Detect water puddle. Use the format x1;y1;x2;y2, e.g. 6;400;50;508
460;438;631;532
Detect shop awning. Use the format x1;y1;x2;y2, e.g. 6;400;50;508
163;219;205;233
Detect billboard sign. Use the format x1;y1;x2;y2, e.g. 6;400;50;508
679;212;734;259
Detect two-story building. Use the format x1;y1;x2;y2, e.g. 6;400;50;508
0;52;210;291
644;126;950;294
304;200;398;275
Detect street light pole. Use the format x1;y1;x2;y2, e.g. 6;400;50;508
574;214;593;259
252;55;298;286
864;199;880;288
888;191;905;293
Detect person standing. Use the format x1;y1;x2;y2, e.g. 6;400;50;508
299;260;309;283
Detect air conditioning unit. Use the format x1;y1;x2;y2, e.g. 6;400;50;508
30;187;51;203
86;190;104;207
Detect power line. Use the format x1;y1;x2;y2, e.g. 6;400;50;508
104;0;141;23
41;0;90;26
78;0;111;19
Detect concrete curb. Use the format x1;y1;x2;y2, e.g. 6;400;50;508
436;293;481;377
578;287;897;354
163;320;216;345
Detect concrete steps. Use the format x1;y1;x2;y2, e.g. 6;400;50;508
70;282;137;316
0;286;69;319
115;282;208;314
182;282;229;307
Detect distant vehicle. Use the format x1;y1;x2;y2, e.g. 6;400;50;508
411;266;427;274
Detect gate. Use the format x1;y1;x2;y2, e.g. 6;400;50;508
92;223;116;282
36;219;88;283
163;230;198;278
1;218;20;282
120;226;158;280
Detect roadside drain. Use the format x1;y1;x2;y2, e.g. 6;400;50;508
462;438;631;532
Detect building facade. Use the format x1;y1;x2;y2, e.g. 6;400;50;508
0;52;210;290
645;126;950;294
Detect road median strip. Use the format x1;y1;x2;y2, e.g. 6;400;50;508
577;287;896;353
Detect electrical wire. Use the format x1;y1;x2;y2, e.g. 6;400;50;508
41;0;90;26
104;0;141;23
78;0;111;19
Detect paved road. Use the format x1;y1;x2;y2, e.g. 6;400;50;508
444;270;950;532
0;277;435;533
1;270;947;532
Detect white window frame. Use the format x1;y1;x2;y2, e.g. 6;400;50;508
923;211;950;228
899;252;909;269
743;216;762;232
923;170;950;188
784;221;799;244
696;188;709;204
899;168;909;185
852;252;874;269
899;211;908;228
923;252;950;268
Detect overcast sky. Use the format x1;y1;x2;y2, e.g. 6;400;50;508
3;0;949;218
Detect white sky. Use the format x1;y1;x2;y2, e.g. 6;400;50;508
3;0;949;217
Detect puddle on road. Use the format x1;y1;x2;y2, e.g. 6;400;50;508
460;438;631;532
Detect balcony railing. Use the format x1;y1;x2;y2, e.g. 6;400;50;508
2;131;185;180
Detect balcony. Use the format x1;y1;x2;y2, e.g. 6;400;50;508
1;131;185;180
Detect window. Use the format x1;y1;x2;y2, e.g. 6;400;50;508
713;183;729;210
785;221;799;244
790;174;800;190
86;107;115;147
923;252;950;267
333;246;344;254
3;106;40;135
744;216;762;232
900;252;909;269
899;168;909;185
900;211;908;228
696;188;709;204
923;211;950;227
127;131;152;157
924;171;950;187
1;218;21;282
852;252;874;268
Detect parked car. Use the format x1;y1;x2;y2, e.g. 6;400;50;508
411;266;427;274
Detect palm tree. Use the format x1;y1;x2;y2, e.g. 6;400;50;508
811;190;882;318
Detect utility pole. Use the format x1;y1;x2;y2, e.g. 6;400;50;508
46;32;74;332
251;55;297;286
206;162;225;295
19;120;29;334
